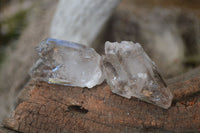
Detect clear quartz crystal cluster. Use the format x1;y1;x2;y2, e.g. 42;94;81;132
30;38;104;88
103;41;173;109
31;38;173;109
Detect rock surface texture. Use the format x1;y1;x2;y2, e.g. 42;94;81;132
103;41;173;109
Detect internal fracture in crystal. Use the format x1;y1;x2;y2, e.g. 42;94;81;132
103;41;173;109
30;38;104;88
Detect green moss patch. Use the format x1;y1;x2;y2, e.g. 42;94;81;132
0;9;28;63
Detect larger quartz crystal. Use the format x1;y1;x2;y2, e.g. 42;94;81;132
103;41;173;109
30;38;104;88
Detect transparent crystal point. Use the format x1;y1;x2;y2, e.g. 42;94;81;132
30;38;104;88
103;41;173;109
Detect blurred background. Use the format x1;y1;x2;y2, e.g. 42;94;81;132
0;0;200;121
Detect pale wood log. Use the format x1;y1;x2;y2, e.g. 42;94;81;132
50;0;120;47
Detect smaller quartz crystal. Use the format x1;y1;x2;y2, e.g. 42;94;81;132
103;41;173;109
30;38;104;88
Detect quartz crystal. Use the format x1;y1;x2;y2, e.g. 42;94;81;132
103;41;173;109
30;38;104;88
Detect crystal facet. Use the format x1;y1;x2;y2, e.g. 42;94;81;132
30;38;104;88
103;41;173;109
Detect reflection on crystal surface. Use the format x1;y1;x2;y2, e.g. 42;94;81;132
103;41;173;109
30;38;104;88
